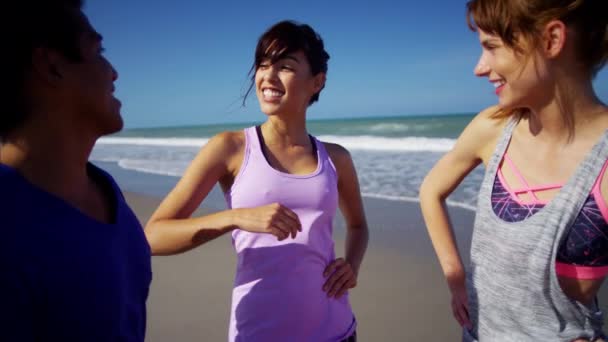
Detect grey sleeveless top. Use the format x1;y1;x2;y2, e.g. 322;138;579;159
464;118;607;341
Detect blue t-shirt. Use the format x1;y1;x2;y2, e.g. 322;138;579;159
0;163;152;341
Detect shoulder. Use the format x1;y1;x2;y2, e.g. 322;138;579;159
88;163;118;186
207;130;246;154
0;163;19;181
87;163;127;201
194;130;247;165
320;141;355;178
454;105;510;161
466;105;509;138
0;165;26;205
321;142;352;166
0;170;34;252
186;130;248;177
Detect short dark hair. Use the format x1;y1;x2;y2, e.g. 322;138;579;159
244;20;330;106
2;0;85;140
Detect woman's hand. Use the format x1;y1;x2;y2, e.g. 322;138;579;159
323;258;357;298
448;277;472;330
233;203;301;240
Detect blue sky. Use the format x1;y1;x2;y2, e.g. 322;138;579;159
85;0;608;128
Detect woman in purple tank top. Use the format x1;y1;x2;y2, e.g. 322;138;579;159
145;21;368;342
420;1;608;341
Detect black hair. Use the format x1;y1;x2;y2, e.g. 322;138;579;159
243;20;330;106
2;0;85;140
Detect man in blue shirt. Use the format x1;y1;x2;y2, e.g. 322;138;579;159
0;1;152;340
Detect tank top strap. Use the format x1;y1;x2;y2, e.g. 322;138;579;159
312;136;328;161
311;136;338;177
553;129;608;217
486;116;519;184
244;126;260;152
244;125;273;166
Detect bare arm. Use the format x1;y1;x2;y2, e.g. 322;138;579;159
420;107;502;282
323;143;369;298
419;105;504;326
144;132;241;255
145;132;301;256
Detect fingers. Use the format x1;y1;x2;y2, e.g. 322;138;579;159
460;298;471;329
241;203;302;240
268;226;289;241
323;259;356;298
335;277;356;298
268;204;301;240
452;299;472;329
277;205;302;232
452;302;464;327
324;258;345;277
269;217;297;240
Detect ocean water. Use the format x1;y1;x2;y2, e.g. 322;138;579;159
92;114;484;210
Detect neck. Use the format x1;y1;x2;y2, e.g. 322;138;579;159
525;75;605;143
261;114;310;147
0;116;98;198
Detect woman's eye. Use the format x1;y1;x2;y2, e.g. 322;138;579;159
482;41;500;51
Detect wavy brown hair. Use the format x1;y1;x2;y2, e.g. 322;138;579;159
466;0;608;120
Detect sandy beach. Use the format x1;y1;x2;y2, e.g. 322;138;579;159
125;190;473;341
121;188;608;342
110;160;608;341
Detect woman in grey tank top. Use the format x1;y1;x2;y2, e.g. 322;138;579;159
420;1;608;341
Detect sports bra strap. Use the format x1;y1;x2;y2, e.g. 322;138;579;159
502;154;563;201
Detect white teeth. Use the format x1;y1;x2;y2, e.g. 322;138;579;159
263;88;283;97
492;81;505;88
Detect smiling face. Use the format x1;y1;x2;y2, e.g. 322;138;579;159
473;29;552;110
255;50;324;117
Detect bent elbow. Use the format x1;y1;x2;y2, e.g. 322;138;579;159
143;223;163;256
419;175;446;203
419;175;434;200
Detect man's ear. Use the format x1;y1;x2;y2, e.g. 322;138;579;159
31;47;65;86
542;20;567;59
313;72;326;94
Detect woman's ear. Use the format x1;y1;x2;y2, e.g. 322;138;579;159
542;19;567;59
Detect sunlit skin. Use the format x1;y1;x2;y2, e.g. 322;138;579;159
255;51;322;120
474;30;555;112
474;29;608;307
145;48;368;300
420;19;608;339
251;51;366;296
250;51;326;175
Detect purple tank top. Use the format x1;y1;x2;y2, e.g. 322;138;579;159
224;127;356;342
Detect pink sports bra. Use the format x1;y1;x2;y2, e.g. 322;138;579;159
491;154;608;280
